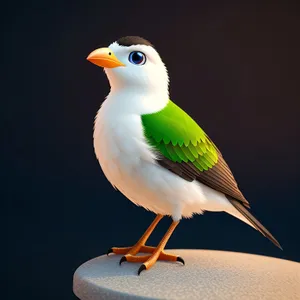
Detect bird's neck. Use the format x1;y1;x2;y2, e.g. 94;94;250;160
104;87;169;115
108;81;169;97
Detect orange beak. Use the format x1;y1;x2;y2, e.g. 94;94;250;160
86;48;125;68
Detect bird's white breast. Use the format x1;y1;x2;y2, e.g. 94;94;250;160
93;90;172;214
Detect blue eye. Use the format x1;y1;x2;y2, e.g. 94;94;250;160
128;51;146;65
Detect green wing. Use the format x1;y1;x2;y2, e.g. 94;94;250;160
141;100;218;172
141;100;249;206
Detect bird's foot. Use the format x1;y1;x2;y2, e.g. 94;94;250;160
107;218;182;275
120;250;184;275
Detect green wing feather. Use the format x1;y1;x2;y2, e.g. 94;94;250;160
141;100;218;172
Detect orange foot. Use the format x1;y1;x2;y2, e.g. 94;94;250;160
120;250;184;275
108;220;184;275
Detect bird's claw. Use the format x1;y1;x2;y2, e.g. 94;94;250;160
107;248;113;256
138;264;146;275
176;256;185;265
119;256;127;265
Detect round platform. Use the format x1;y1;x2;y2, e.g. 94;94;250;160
73;249;300;300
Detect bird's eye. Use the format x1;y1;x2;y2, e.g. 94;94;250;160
128;51;146;65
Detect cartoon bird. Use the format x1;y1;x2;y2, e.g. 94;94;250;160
87;36;281;275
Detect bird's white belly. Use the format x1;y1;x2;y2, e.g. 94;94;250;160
93;106;234;221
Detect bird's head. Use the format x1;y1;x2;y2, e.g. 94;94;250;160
87;36;169;94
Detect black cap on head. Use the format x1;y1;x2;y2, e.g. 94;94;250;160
116;36;154;48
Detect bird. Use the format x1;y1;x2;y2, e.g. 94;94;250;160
87;36;282;275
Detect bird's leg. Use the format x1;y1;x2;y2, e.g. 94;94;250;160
121;220;184;275
107;214;163;256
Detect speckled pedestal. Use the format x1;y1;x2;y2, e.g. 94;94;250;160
73;249;300;300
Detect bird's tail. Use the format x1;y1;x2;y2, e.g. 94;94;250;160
227;197;282;250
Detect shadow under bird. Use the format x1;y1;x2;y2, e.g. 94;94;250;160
87;36;282;275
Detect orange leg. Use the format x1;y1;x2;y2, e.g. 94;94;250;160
137;220;182;275
107;214;163;256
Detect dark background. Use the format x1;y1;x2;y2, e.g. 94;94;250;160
4;0;300;299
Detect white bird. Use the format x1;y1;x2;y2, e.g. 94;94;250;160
87;36;281;275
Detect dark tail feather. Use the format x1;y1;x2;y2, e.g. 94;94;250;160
228;197;282;250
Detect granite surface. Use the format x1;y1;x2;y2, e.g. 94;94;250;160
73;249;300;300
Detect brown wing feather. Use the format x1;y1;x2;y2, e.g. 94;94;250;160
194;153;250;207
156;148;250;208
